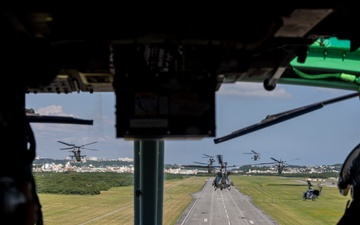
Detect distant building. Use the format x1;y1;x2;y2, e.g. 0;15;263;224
119;157;134;162
87;157;98;161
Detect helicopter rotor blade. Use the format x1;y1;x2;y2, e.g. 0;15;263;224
58;141;74;146
181;164;210;169
80;141;97;148
202;154;214;160
59;147;74;150
217;155;223;164
58;141;98;154
194;161;207;165
270;157;281;163
251;162;275;165
81;148;98;151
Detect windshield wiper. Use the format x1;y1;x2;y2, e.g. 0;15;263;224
214;92;359;144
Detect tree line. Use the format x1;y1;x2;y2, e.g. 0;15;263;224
34;172;189;195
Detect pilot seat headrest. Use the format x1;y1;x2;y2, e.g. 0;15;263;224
338;143;360;198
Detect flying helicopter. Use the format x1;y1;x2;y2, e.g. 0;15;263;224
243;150;262;161
181;154;216;173
194;154;216;173
212;155;236;191
252;157;300;174
58;141;98;162
303;180;322;201
202;154;216;163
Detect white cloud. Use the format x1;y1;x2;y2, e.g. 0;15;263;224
217;82;291;99
37;105;77;117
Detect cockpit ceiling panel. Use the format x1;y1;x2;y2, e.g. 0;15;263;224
5;3;359;93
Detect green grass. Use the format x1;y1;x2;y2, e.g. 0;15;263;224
38;176;205;225
39;186;134;225
231;175;351;225
38;175;351;225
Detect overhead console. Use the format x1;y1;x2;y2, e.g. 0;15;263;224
2;3;359;139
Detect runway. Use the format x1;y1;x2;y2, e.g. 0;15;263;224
176;178;279;225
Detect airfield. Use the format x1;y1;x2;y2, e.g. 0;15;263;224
176;178;279;225
36;173;349;224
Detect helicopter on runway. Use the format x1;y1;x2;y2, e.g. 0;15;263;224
303;180;322;200
212;155;236;190
58;141;98;162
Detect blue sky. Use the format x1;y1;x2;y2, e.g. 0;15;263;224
26;82;360;167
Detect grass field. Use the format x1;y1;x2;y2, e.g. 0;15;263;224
38;176;206;225
38;175;351;225
231;175;351;225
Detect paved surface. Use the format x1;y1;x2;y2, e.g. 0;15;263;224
176;178;279;225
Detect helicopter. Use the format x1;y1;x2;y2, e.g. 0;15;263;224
202;154;216;164
252;157;300;174
243;150;262;161
194;154;216;173
212;155;236;191
58;141;98;162
303;180;322;201
181;154;216;173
